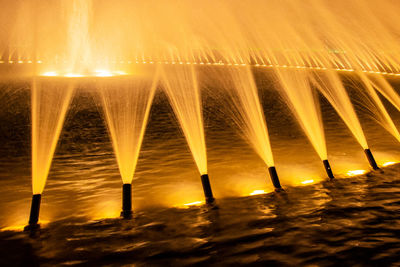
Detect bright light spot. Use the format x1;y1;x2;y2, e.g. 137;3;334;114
1;225;26;231
8;60;13;63
18;60;23;64
382;161;397;167
0;61;4;63
92;210;120;220
94;70;113;77
347;170;366;176
42;71;58;77
183;201;203;206
114;71;127;75
64;73;83;77
301;179;314;185
250;190;266;196
37;60;42;64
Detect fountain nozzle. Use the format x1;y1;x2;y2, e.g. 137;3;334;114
201;174;215;204
121;184;133;219
364;148;379;170
268;166;283;192
24;194;41;231
323;159;335;179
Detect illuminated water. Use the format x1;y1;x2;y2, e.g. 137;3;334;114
0;74;400;265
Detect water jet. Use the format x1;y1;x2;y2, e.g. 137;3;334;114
121;184;133;219
364;148;379;170
322;160;335;179
200;174;215;204
268;166;283;191
24;194;41;231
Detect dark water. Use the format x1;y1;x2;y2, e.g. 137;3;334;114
0;170;400;266
0;74;400;266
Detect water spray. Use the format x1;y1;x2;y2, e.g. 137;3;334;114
121;184;133;219
200;174;215;204
322;160;335;179
364;149;379;170
268;166;283;191
24;194;41;231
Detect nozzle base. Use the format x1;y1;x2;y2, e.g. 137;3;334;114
121;184;133;219
25;194;41;231
24;223;40;232
268;166;283;190
120;210;133;219
201;174;215;204
364;149;379;170
323;159;335;179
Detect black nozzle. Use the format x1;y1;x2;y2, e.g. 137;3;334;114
268;166;283;192
323;159;335;179
24;194;41;231
364;148;379;170
201;174;215;204
121;184;133;219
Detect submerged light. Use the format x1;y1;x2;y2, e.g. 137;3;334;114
183;201;203;206
64;73;83;77
250;190;266;196
347;170;367;176
94;70;113;77
301;179;314;185
382;161;397;167
42;71;58;77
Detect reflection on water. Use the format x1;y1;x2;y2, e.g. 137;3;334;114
0;80;400;265
0;167;399;265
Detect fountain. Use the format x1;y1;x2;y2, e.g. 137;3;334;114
160;65;215;203
0;0;399;228
26;78;74;230
98;72;158;218
209;66;282;191
274;68;334;179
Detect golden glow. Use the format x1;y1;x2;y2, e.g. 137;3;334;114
1;220;49;232
114;70;127;76
94;70;113;77
64;73;84;77
382;161;397;167
300;179;314;185
39;70;129;78
183;201;203;206
250;190;267;196
92;210;120;220
91;200;121;220
42;71;58;77
1;225;26;231
347;170;367;176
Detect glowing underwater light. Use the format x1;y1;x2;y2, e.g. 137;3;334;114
382;161;397;167
250;190;266;196
64;73;84;77
347;170;367;176
94;70;113;77
42;71;58;76
300;179;314;185
183;201;203;206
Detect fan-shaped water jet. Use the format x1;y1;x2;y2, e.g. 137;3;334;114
98;71;158;218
